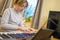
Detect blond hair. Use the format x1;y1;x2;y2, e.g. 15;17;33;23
14;0;28;7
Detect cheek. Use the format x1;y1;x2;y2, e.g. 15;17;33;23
19;7;24;11
17;7;22;11
18;7;21;10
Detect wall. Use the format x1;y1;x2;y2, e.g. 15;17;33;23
39;0;60;29
0;0;13;15
6;0;13;8
0;0;5;13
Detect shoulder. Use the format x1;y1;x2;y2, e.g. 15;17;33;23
4;8;9;11
4;8;12;12
3;8;12;15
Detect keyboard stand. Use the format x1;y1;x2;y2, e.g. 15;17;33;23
32;29;55;40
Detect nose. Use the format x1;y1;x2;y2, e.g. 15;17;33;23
22;7;24;10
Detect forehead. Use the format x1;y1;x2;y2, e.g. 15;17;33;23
21;2;27;7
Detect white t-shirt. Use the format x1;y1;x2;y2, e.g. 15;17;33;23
1;8;24;29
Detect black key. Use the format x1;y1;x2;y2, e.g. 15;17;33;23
3;34;10;38
5;34;13;38
0;34;7;38
8;34;16;38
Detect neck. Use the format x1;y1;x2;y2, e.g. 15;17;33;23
14;8;19;13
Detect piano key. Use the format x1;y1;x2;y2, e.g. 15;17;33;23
0;31;35;40
9;34;27;38
7;34;16;38
0;34;7;38
8;32;17;34
2;34;10;38
4;34;13;38
0;36;3;40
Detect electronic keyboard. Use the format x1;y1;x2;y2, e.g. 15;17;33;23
0;30;36;40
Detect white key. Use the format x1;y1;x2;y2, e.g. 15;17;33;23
0;36;3;40
5;34;12;38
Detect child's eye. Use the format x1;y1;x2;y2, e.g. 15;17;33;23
20;5;26;8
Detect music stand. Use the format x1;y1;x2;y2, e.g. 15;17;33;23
32;29;55;40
